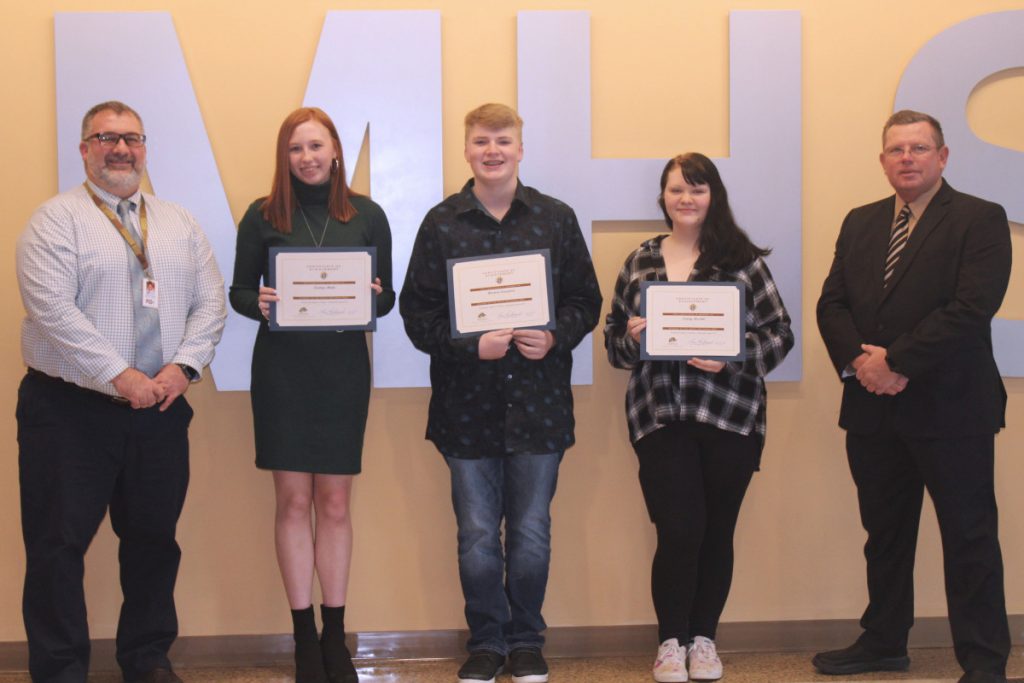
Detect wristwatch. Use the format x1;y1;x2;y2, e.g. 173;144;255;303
176;363;199;381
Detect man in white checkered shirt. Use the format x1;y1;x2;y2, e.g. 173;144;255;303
15;101;225;683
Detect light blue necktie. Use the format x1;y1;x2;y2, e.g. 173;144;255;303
117;199;162;377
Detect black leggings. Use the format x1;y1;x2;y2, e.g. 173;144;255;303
634;421;760;644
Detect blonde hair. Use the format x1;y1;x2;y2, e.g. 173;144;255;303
464;103;523;140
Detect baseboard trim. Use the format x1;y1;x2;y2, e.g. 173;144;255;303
1;615;1020;672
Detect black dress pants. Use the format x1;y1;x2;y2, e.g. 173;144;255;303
17;371;192;683
846;423;1009;676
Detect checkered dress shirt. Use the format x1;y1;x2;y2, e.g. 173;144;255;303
17;182;226;396
604;235;793;446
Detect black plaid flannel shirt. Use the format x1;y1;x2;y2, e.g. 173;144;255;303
604;235;793;447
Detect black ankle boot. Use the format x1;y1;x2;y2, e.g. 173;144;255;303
320;605;358;683
291;606;329;683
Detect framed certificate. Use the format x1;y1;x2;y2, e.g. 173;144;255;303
640;281;746;361
268;247;377;331
447;249;555;338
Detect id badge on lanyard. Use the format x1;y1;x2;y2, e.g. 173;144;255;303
142;278;159;308
84;183;160;310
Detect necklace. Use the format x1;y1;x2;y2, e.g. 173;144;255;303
298;204;330;248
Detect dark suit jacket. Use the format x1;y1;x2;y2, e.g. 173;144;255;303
817;179;1010;437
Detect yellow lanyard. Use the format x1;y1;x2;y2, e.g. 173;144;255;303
83;182;150;273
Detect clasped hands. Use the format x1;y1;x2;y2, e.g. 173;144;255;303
853;343;908;396
479;328;555;361
111;364;190;411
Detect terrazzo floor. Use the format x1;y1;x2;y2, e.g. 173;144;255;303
0;647;1021;682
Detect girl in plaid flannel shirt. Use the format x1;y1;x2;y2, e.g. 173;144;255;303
605;153;793;683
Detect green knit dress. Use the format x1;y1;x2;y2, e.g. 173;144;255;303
229;179;394;473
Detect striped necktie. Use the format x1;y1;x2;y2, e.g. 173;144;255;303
884;204;911;286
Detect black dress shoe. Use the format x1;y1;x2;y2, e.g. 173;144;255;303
811;642;909;675
958;671;1008;683
132;669;184;683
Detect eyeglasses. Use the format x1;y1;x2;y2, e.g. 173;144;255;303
83;132;147;148
883;144;935;159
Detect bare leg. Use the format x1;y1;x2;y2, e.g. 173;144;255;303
313;475;358;682
273;471;316;609
313;474;354;607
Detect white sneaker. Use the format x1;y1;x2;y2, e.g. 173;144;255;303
687;636;723;681
653;638;687;682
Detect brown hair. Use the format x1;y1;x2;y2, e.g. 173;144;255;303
81;101;143;139
261;107;358;233
464;103;523;140
882;110;944;148
657;153;770;275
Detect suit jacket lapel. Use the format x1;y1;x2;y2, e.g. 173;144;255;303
864;197;895;308
880;180;952;303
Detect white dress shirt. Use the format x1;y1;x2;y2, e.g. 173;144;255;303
17;182;226;395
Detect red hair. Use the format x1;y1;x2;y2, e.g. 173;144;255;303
261;107;358;233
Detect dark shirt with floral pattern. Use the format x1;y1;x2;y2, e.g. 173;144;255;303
400;180;602;459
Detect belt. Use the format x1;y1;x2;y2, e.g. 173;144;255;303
26;368;132;407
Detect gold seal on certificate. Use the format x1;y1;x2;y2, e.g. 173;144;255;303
269;247;377;331
640;282;746;360
447;249;555;338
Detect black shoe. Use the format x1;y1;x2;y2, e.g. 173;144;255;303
293;606;329;683
811;642;909;675
509;648;549;683
958;672;1008;683
457;651;505;683
321;634;358;683
295;637;330;683
132;669;184;683
321;605;358;683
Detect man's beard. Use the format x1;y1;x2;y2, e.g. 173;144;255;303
89;152;144;194
97;165;142;193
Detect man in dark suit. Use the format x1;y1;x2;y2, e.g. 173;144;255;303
814;110;1012;683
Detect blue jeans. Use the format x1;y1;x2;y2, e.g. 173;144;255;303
445;452;563;655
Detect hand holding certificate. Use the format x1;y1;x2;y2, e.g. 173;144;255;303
269;247;377;331
447;249;555;338
640;281;745;361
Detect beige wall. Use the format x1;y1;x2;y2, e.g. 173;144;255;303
1;0;1022;641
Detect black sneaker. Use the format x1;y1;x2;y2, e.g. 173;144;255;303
457;651;505;683
509;648;549;683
